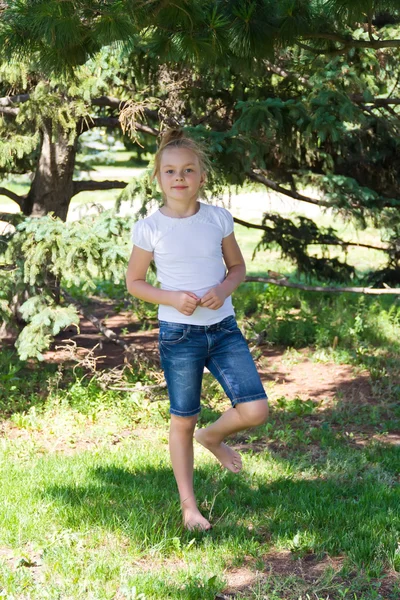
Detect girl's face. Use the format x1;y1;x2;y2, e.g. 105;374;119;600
158;147;205;204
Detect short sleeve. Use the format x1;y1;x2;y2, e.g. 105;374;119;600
221;208;234;238
131;220;154;252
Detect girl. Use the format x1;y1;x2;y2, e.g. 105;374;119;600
126;129;268;531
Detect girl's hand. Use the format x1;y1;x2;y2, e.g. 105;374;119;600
170;291;201;315
199;286;226;310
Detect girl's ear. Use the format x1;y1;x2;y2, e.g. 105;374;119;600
200;172;207;187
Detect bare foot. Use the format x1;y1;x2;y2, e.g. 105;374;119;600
182;505;212;531
194;428;243;473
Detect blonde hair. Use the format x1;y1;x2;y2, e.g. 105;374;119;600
152;128;210;180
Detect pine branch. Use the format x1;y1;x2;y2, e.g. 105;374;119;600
247;170;331;208
233;217;387;252
78;117;158;136
72;180;128;196
91;96;158;120
304;33;400;49
262;64;400;107
0;187;25;207
245;276;400;295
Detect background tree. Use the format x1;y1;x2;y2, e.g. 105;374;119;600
1;0;400;358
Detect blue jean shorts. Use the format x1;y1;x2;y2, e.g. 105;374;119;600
158;315;268;417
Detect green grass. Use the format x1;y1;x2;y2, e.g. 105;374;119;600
0;348;399;599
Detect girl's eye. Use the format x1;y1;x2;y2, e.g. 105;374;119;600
165;170;174;174
185;168;193;173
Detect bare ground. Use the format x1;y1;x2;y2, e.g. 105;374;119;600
43;304;373;402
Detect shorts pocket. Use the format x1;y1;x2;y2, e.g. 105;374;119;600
219;318;240;334
159;328;188;345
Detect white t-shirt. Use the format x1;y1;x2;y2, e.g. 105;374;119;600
131;201;236;325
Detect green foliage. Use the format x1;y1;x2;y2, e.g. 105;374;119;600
7;210;131;290
0;269;15;325
116;169;161;215
1;0;400;362
235;282;400;356
253;213;356;281
1;210;132;359
16;303;79;361
0;133;39;170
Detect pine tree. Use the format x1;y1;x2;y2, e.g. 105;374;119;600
1;0;400;358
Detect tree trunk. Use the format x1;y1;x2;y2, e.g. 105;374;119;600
23;119;78;221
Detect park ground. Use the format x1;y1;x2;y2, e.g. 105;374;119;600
0;152;399;599
1;288;399;599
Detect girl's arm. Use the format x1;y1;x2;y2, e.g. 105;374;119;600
126;246;172;305
219;232;246;296
126;246;200;315
199;232;246;309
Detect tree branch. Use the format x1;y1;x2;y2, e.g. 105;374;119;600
72;180;128;196
91;96;158;120
78;116;120;133
0;212;24;224
194;102;231;125
247;170;331;208
245;275;400;295
233;216;387;252
78;116;158;136
351;95;400;106
0;106;19;116
367;12;375;42
264;60;311;88
61;289;159;367
303;33;400;49
91;96;126;109
233;217;266;231
0;94;30;106
0;187;25;207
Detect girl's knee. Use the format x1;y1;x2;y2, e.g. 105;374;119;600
236;399;269;427
170;413;199;432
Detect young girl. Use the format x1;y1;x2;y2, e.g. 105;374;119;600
126;129;268;531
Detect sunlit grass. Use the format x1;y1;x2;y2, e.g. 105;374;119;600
0;344;399;598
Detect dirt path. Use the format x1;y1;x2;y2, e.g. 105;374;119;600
44;305;373;407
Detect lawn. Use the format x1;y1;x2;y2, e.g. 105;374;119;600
0;345;399;599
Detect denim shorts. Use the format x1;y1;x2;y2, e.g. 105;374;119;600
158;315;268;417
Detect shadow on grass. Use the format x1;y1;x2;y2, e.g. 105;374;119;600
0;349;60;417
42;450;400;578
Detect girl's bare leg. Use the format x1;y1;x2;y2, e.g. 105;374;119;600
194;399;269;472
169;414;212;530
